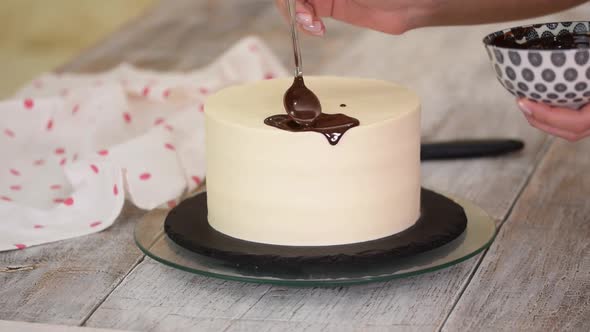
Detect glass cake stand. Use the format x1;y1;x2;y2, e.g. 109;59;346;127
134;193;496;286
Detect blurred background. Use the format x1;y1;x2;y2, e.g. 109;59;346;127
0;0;155;98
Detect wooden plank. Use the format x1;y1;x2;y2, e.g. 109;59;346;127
0;204;145;325
442;138;590;331
223;319;429;332
0;320;128;332
83;6;589;332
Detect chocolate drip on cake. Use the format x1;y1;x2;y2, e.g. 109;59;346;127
264;76;360;145
264;112;360;146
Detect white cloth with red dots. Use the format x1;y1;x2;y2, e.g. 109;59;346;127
0;36;287;251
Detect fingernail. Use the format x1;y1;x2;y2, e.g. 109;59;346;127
300;20;324;35
295;13;312;25
518;100;533;116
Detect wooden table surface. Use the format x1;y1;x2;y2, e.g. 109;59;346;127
1;1;589;331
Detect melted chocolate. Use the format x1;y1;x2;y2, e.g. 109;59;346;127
265;76;360;145
265;113;359;145
493;30;590;49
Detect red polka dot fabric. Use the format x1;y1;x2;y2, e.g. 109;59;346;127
0;37;287;251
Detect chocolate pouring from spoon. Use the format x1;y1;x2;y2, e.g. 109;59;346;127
283;0;322;126
264;0;359;146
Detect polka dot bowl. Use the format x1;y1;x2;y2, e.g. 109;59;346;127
484;21;590;110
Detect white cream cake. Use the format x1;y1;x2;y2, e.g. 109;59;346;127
205;76;421;246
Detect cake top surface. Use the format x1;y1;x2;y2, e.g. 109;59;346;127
205;76;420;129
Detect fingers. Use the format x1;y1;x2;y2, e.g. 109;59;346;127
275;0;410;36
275;0;326;36
310;0;410;35
524;114;590;141
518;99;590;142
518;99;590;134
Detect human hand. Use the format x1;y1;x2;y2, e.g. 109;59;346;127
275;0;587;37
274;0;419;36
518;99;590;142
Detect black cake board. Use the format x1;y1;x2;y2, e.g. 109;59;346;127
164;189;467;271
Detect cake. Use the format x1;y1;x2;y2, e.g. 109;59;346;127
205;76;421;246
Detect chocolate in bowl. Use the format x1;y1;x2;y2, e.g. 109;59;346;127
493;31;590;50
483;21;590;109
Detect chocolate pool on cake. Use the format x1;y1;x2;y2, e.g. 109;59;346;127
204;76;421;246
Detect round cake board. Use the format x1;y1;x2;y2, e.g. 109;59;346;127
164;189;466;270
134;189;497;286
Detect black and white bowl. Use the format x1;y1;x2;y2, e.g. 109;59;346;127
484;21;590;110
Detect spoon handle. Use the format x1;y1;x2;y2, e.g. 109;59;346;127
287;0;303;77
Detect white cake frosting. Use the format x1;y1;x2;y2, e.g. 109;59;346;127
205;76;421;246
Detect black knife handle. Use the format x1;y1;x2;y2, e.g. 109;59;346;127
421;139;524;161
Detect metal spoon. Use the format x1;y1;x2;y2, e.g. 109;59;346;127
283;0;322;126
